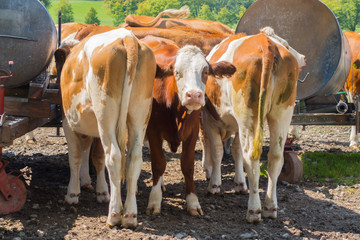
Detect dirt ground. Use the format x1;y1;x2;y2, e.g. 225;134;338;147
1;125;359;240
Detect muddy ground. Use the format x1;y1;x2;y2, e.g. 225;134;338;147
1;125;359;240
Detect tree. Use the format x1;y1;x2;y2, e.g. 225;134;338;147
40;0;52;8
323;0;360;31
216;7;233;26
105;0;143;26
340;0;360;31
57;0;74;23
197;4;216;21
135;0;182;17
85;7;101;25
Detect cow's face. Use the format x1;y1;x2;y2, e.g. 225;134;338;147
173;46;211;112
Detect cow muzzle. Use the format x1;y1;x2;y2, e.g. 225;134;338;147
183;91;204;111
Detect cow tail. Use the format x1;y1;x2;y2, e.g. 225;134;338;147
251;39;277;161
163;5;190;19
117;36;139;183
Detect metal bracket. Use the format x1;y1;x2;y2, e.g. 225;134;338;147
298;72;309;83
0;112;6;127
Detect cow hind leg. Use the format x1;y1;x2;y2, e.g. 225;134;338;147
91;138;109;203
79;147;93;191
231;133;248;194
239;127;261;223
63;118;93;204
263;110;292;219
122;123;148;228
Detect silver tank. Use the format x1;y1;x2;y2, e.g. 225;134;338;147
235;0;351;100
0;0;57;88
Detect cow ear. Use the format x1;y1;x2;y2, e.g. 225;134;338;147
54;48;69;80
155;64;174;79
210;61;236;78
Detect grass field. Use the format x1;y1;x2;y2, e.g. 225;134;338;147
47;0;115;26
301;152;360;185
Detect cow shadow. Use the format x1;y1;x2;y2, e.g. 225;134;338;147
2;145;360;239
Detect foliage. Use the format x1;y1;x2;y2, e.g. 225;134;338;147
48;1;113;26
323;0;360;31
135;0;182;16
41;0;52;8
301;152;360;185
85;7;101;25
57;0;74;23
104;0;143;26
197;4;216;21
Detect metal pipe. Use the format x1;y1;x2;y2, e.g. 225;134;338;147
58;10;62;47
336;101;348;114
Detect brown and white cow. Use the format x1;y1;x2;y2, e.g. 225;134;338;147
344;31;360;149
203;30;300;223
55;28;157;228
73;25;232;55
140;35;236;216
122;10;234;35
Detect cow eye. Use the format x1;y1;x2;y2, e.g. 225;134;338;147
174;70;181;79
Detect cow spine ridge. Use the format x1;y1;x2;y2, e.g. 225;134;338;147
125;6;190;27
117;36;139;182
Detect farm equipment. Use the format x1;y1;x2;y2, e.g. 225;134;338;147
236;0;353;183
0;0;60;214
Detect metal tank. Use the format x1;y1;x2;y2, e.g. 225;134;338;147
235;0;351;100
0;0;57;88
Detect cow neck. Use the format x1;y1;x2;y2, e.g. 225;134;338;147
205;94;221;121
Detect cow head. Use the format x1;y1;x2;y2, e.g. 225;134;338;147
165;45;236;113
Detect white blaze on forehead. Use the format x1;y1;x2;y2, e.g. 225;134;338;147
83;28;135;60
207;36;252;63
174;45;208;110
175;45;208;89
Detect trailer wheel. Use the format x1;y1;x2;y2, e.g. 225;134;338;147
0;175;27;215
279;151;303;183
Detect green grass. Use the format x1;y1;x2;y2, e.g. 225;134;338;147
47;0;115;26
301;152;360;185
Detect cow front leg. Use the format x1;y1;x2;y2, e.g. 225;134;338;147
181;130;203;216
231;133;248;194
91;138;109;203
199;122;212;179
63;119;93;204
146;133;166;215
205;127;224;194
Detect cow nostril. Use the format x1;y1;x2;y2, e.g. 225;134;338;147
195;92;202;99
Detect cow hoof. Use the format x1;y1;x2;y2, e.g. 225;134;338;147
188;207;204;216
234;182;248;194
106;212;121;227
96;192;110;203
81;184;95;191
122;213;137;228
262;207;277;219
26;138;36;144
65;193;79;205
207;185;221;195
246;209;262;223
350;145;360;151
146;207;161;215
